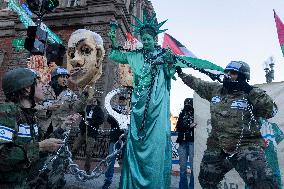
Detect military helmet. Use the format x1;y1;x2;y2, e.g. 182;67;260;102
2;68;37;94
224;61;250;80
51;67;69;79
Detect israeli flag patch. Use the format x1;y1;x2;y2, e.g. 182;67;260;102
231;99;248;110
211;96;221;104
18;124;31;138
0;125;15;142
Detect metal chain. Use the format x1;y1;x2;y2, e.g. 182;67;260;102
228;97;258;158
39;128;127;182
175;56;223;82
136;49;163;140
66;130;126;182
39;128;71;173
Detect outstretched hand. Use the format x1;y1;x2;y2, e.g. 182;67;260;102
63;113;82;128
108;30;117;47
39;138;64;152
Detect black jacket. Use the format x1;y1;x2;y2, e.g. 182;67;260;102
79;105;105;138
176;109;194;143
107;115;124;143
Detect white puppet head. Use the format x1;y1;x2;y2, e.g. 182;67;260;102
67;29;105;89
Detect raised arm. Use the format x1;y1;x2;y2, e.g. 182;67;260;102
108;29;129;64
176;67;220;102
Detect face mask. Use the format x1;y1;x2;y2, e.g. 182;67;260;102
223;74;247;92
67;30;105;89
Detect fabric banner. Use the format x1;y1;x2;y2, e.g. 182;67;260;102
274;10;284;56
162;33;196;57
194;81;284;189
162;33;224;73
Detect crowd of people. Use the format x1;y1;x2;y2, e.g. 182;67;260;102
0;11;282;189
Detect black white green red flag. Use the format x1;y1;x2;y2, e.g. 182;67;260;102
162;33;224;73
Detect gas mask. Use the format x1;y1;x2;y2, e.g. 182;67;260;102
67;29;105;89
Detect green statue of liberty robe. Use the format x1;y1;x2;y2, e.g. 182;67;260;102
107;13;224;189
109;47;176;189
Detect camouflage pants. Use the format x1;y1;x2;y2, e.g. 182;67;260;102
72;134;96;173
198;145;279;189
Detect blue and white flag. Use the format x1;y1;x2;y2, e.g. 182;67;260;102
18;123;31;138
0;125;15;142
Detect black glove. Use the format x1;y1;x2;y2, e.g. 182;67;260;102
176;66;183;76
242;82;253;94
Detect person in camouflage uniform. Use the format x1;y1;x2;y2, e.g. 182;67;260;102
37;67;89;138
32;67;91;188
176;61;279;189
0;68;63;189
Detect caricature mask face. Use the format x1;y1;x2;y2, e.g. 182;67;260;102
67;29;105;89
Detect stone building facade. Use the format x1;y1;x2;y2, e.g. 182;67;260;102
0;0;155;101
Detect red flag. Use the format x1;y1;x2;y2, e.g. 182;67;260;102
274;10;284;56
124;32;142;50
162;33;196;57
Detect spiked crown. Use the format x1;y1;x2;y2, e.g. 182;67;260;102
132;12;167;36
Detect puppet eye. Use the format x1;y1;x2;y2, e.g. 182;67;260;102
68;48;75;58
81;46;92;55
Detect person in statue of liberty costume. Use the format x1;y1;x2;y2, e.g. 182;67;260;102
108;12;177;189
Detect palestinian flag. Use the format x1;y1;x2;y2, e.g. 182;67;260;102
162;33;196;57
274;10;284;56
162;33;224;73
124;32;143;50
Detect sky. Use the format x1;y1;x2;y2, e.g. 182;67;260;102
151;0;284;116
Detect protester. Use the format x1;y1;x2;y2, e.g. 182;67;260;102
108;12;178;188
176;61;279;189
33;67;91;188
72;99;105;174
102;96;128;189
0;68;64;188
42;67;91;138
176;98;196;189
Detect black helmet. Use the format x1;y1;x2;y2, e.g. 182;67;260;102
2;68;37;95
224;61;250;81
51;67;69;79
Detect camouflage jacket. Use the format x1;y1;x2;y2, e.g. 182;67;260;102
36;85;88;134
180;73;277;154
0;102;40;183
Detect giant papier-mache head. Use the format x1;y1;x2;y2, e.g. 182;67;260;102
132;12;168;38
67;29;105;89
